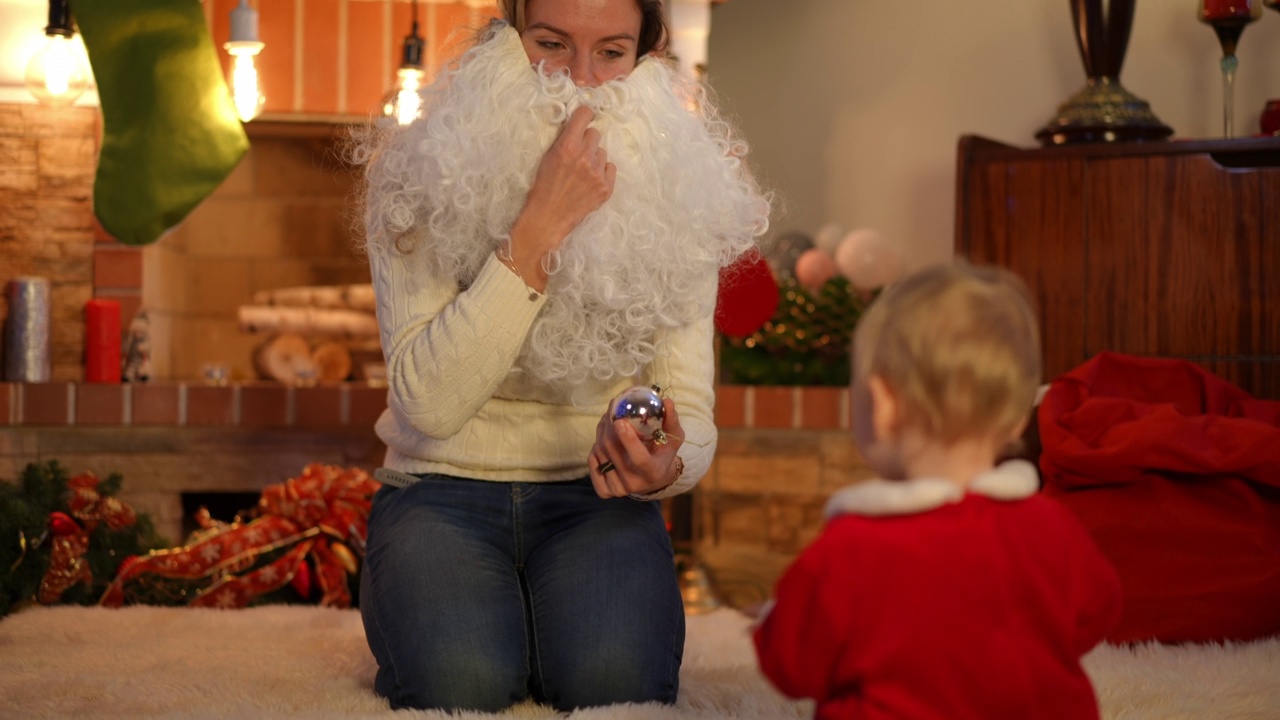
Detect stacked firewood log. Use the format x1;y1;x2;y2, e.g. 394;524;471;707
238;284;382;384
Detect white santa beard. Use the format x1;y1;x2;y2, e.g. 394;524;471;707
364;24;768;394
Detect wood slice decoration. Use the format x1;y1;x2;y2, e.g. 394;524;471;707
252;333;317;384
312;342;353;383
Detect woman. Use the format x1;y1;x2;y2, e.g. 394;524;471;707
356;0;769;711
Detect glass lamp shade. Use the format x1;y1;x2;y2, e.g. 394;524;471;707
25;33;91;106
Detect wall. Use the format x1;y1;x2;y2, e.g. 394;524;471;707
0;104;143;381
707;0;1280;270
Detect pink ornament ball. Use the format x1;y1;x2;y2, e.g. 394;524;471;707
794;248;837;293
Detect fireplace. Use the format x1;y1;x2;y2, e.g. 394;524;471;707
1;107;872;607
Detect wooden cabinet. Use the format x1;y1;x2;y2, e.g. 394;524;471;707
955;135;1280;399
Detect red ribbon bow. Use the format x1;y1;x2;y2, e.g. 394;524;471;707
100;464;380;609
37;472;139;605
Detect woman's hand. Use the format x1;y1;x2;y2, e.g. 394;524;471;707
589;397;685;499
505;105;616;290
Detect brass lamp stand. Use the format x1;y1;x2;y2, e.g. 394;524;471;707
1037;0;1172;145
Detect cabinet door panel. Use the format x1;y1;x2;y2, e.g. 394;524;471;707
961;159;1087;382
1084;156;1280;361
1197;360;1280;400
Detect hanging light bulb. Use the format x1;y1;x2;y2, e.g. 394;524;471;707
381;0;426;126
24;0;92;107
224;0;265;122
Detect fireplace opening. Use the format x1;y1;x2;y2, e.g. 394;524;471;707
180;491;262;539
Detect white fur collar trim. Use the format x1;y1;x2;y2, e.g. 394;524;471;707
823;460;1040;519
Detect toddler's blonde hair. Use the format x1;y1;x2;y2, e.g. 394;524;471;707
853;260;1041;444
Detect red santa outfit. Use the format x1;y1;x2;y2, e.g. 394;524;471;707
753;460;1122;720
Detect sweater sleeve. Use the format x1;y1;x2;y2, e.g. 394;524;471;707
369;242;547;439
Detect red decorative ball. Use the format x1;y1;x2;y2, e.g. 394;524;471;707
715;250;779;338
1261;99;1280;136
48;511;80;537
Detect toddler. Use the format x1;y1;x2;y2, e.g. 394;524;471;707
753;261;1121;720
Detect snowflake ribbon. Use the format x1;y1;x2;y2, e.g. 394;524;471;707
100;464;379;609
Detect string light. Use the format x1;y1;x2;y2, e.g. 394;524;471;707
224;0;265;122
24;0;92;106
381;0;426;126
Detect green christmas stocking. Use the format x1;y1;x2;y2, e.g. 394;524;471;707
74;0;249;246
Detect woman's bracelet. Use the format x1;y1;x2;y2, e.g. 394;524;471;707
495;235;542;302
668;455;685;486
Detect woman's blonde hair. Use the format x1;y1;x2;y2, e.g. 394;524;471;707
853;260;1041;443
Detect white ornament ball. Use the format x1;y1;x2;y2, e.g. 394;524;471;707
609;385;666;442
813;223;845;256
835;229;902;291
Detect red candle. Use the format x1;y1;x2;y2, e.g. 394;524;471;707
85;298;122;383
1202;0;1256;19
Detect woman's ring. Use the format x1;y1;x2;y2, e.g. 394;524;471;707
598;460;615;474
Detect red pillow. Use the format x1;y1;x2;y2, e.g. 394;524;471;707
1039;352;1280;643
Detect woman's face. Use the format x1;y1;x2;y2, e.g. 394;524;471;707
520;0;643;87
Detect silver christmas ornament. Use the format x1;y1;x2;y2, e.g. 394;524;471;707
609;384;667;443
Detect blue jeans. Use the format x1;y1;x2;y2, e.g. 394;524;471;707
359;474;684;712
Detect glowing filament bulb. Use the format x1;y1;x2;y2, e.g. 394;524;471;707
24;33;91;106
226;43;264;122
224;0;265;123
389;66;425;126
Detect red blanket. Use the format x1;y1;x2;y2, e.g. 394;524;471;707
1039;352;1280;643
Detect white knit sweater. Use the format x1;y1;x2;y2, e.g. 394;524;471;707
369;242;718;500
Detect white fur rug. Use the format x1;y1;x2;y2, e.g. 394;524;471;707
0;606;1277;719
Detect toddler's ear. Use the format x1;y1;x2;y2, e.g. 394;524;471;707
1007;415;1030;443
867;374;901;442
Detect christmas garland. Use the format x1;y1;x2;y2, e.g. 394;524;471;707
720;277;873;386
1;461;380;617
0;461;165;618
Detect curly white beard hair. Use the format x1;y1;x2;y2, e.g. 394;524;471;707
360;21;770;394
